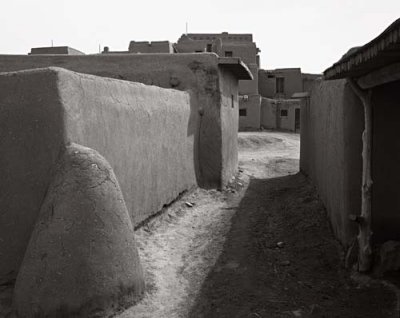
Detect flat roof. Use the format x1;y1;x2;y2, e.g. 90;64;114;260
324;18;400;80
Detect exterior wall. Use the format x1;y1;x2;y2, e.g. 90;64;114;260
239;63;258;95
219;68;239;185
371;80;400;242
260;98;300;131
260;98;277;129
239;95;261;130
0;53;237;189
0;67;195;283
300;79;363;245
259;68;303;99
128;41;173;53
258;69;276;98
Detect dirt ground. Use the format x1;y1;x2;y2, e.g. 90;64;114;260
116;131;397;318
1;131;397;318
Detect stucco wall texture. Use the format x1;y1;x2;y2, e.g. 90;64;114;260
261;98;300;132
300;79;363;245
0;67;195;283
0;53;238;189
239;95;261;130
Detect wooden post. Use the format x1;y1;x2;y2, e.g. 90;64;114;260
348;78;373;272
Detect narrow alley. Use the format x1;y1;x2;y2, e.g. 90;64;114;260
116;131;397;318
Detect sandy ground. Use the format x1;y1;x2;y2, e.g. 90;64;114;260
116;131;397;318
1;131;397;318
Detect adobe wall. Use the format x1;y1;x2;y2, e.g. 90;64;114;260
260;98;277;129
300;79;363;245
0;67;195;283
219;67;239;185
260;98;300;132
0;53;235;188
371;80;400;242
239;95;261;130
239;63;258;95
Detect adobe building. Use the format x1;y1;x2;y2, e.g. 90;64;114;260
301;18;400;272
257;68;320;132
29;46;85;55
260;98;301;132
128;41;174;53
176;32;261;131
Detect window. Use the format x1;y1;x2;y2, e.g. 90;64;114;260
276;77;285;94
231;94;235;108
225;51;233;57
195;50;203;53
206;44;212;52
280;109;288;117
239;109;247;116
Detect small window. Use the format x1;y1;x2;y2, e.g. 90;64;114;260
195;50;203;53
276;77;285;94
206;44;212;52
225;51;233;57
239;109;247;116
280;109;288;117
231;94;235;108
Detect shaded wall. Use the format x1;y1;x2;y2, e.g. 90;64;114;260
239;95;261;130
300;79;363;245
0;53;236;188
371;80;400;242
219;68;239;185
0;67;195;283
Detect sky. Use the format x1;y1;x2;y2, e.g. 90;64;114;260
1;0;399;73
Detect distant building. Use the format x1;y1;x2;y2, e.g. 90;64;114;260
29;46;85;55
259;68;321;99
102;41;174;54
176;32;261;131
128;41;174;53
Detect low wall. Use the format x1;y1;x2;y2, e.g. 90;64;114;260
238;95;261;130
0;67;195;283
0;53;239;189
300;79;363;245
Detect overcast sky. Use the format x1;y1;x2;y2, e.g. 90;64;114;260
1;0;399;73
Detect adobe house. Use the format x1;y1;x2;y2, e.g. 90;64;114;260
260;98;301;132
301;18;400;272
176;33;262;131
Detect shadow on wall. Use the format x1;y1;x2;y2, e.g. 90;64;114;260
188;173;395;318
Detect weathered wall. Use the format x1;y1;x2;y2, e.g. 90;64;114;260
261;98;278;129
13;143;144;317
0;67;195;283
239;63;258;95
258;70;276;98
239;95;261;130
259;68;303;99
0;53;236;189
260;98;300;132
219;68;239;185
300;79;363;245
371;80;400;242
279;99;300;131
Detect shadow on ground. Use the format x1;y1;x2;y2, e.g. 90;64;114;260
188;173;396;318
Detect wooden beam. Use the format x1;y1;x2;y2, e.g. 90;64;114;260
348;78;373;272
357;62;400;89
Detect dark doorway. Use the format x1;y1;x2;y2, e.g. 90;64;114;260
295;108;300;131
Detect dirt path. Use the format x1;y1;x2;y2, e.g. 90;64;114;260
116;131;397;318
